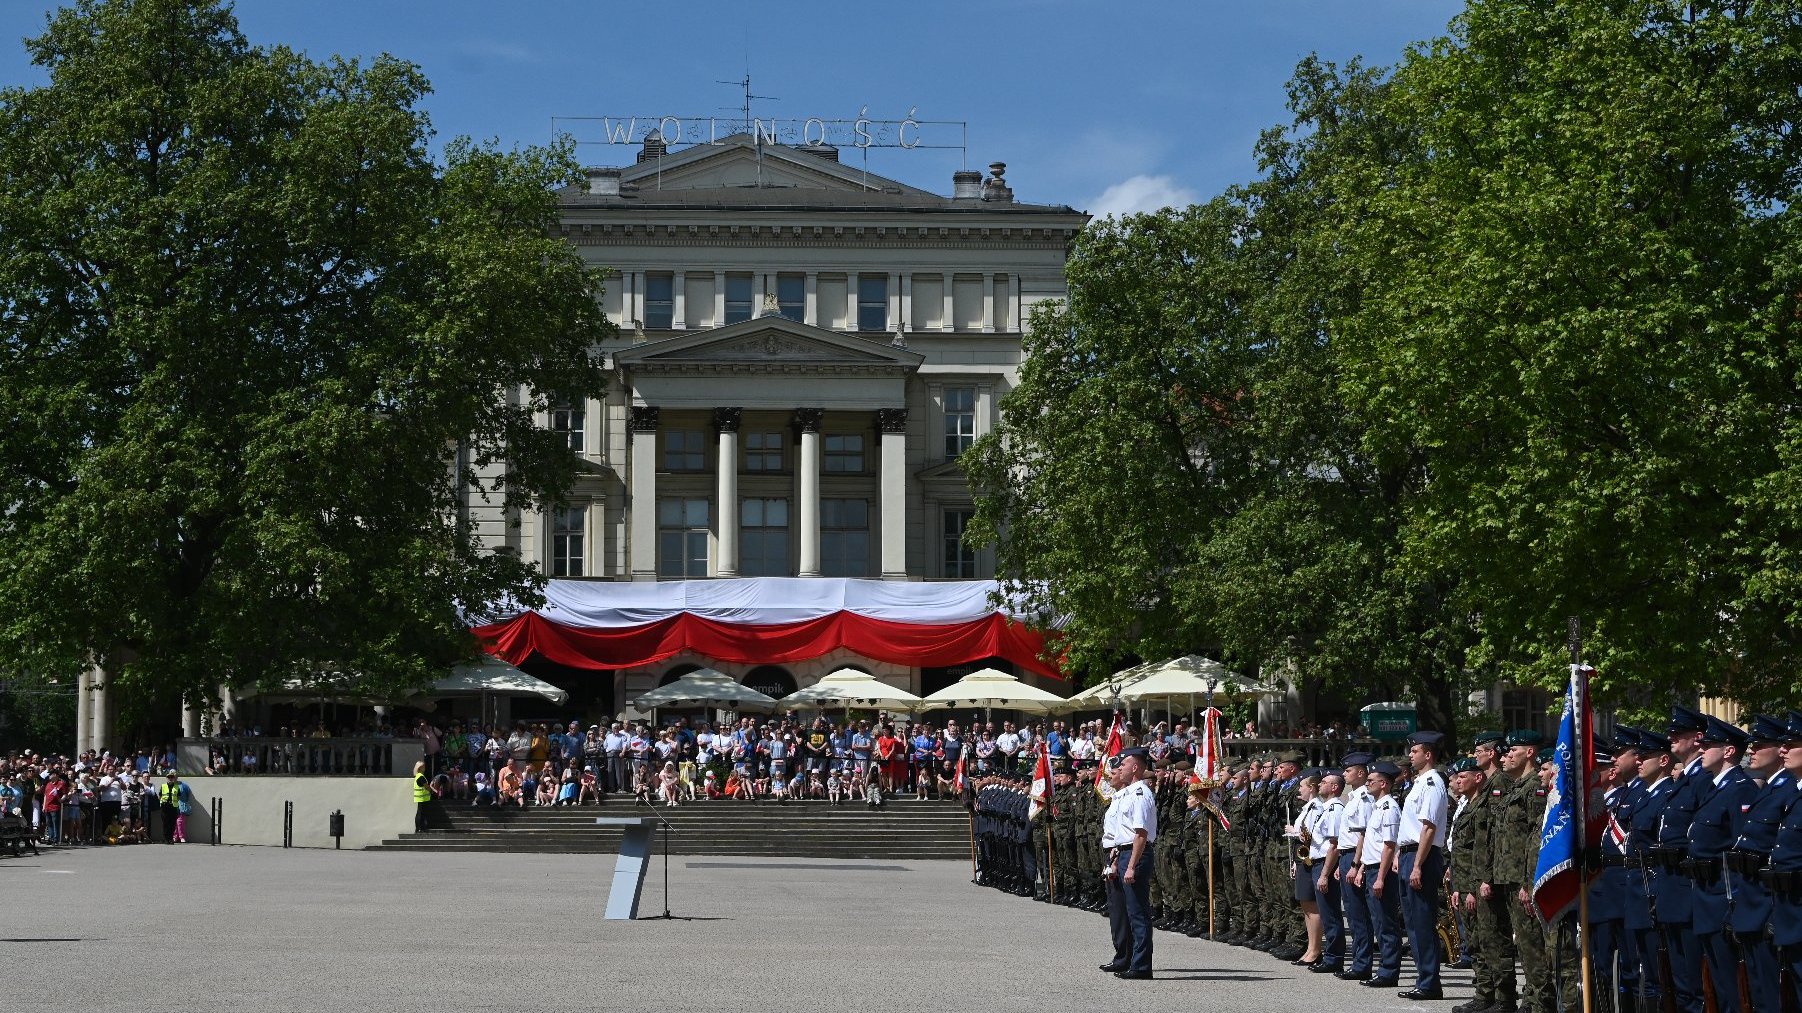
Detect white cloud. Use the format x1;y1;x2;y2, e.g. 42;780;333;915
1086;174;1199;220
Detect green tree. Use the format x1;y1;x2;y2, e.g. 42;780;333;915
0;1;610;713
1335;0;1802;709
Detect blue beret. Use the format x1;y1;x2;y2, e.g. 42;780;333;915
1506;729;1546;748
1338;751;1373;768
1749;714;1789;744
1407;730;1447;749
1668;705;1708;735
1699;715;1750;749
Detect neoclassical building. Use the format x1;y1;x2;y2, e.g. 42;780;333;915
467;134;1086;713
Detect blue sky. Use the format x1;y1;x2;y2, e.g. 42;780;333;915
1;0;1464;217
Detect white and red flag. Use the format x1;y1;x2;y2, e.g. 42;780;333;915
1094;714;1124;800
1028;743;1052;820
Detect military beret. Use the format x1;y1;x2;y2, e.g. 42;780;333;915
1506;729;1545;748
1317;768;1343;780
1449;757;1477;774
1338;751;1373;768
1278;751;1305;765
1748;714;1789;744
1668;705;1708;736
1407;730;1447;749
1117;746;1152;765
1471;730;1505;747
1172;760;1193;772
1536;747;1557;766
1299;767;1322;780
1699;715;1750;749
1368;760;1402;779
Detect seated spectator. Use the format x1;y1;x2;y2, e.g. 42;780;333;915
827;768;844;805
704;769;722;800
557;767;579;807
496;763;524;807
472;772;495;806
578;766;600;805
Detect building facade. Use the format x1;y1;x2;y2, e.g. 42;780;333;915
467;134;1087;712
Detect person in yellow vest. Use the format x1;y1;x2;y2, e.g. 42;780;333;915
158;774;186;844
412;761;435;833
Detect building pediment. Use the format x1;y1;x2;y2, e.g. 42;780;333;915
618;136;935;197
614;316;925;374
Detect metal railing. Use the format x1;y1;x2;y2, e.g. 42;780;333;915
183;736;424;776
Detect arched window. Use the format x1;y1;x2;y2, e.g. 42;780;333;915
659;664;703;687
742;665;796;701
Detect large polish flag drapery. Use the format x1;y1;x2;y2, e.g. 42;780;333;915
471;577;1060;679
1531;663;1604;924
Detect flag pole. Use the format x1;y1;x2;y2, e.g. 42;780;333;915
1047;816;1056;903
1207;818;1216;938
1570;618;1595;1013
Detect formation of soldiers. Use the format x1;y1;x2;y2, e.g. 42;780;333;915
969;708;1802;1012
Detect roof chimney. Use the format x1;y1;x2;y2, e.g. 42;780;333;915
981;161;1013;203
584;167;621;196
797;142;840;162
636;129;668;163
952;169;983;200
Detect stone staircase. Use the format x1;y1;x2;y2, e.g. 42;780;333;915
371;797;975;860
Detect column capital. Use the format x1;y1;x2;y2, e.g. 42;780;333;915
793;407;824;433
628;405;660;433
712;406;743;433
875;408;909;434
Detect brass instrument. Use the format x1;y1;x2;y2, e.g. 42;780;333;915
1437;895;1464;965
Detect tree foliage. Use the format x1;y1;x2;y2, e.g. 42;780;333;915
974;0;1802;721
0;0;611;706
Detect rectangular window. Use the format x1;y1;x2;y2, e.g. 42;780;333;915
942;509;977;579
744;431;784;472
740;498;790;577
662;429;705;471
943;387;975;460
551;505;585;577
823;433;865;473
857;274;888;332
657;498;710;578
550;402;585;454
821;498;870;578
724;273;754;324
645;272;674;329
777;274;805;321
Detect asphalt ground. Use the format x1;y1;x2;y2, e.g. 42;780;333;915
0;844;1474;1013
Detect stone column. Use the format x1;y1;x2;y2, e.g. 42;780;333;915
888;273;901;333
672;270;686;329
804;272;818;326
795;408;823;577
714;407;742;578
900;274;913;331
982;274;996;333
629;271;644;329
847;276;860;330
941;273;954;332
92;671;111;752
1009;274;1022;331
75;666;92;755
181;698;202;738
877;408;909;580
629;406;660;580
713;270;726;327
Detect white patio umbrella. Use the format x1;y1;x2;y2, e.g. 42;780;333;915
1056;660;1159;712
631;668;778;712
781;668;924;711
435;656;570;704
918;668;1067;715
1115;655;1263;704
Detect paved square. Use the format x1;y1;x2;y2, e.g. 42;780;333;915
2;846;1472;1012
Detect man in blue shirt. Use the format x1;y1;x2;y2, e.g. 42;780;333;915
851;723;873;779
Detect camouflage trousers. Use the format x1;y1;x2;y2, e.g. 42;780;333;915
1504;886;1548;1012
1472;889;1520;1006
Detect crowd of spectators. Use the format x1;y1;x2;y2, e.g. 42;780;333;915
404;715;1231;808
1;747;183;849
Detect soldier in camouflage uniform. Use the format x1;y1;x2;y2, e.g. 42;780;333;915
1226;763;1254;943
1448;755;1498;1012
1269;752;1308;961
1491;730;1546;1013
1463;731;1519;1013
1246;756;1276;948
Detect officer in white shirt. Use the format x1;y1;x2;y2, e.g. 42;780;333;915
1310;770;1348;971
1357;760;1405;987
1396;729;1451;1000
1099;746;1158;979
1334;752;1376;979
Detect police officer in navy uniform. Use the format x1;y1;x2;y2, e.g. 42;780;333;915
1590;726;1644;1012
1768;711;1802;1010
1397;730;1450;1001
1654;705;1712;1013
1624;727;1676;1012
1099;745;1158;980
1728;713;1800;1013
1688;715;1757;1013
